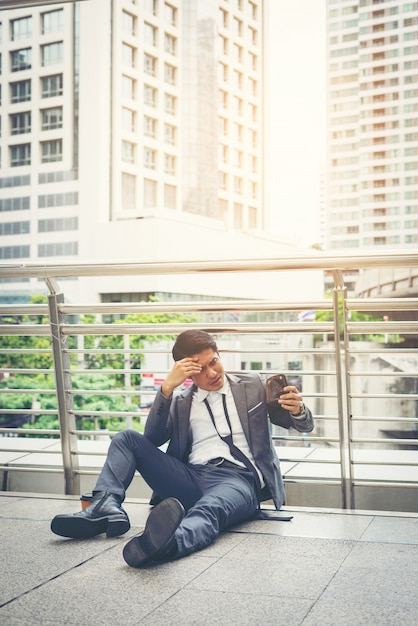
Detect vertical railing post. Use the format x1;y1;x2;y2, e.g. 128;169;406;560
332;271;354;509
46;278;80;495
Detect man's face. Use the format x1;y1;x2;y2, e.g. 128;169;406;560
190;348;225;392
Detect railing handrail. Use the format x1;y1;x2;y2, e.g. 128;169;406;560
0;249;417;279
1;252;417;513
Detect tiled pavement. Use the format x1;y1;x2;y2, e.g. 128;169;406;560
1;493;417;626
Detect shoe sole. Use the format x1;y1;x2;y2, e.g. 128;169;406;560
51;515;130;539
123;498;184;568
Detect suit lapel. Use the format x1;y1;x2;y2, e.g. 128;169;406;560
227;374;251;442
175;386;194;454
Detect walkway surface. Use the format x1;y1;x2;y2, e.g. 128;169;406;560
1;492;417;626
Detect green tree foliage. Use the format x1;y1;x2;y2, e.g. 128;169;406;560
314;294;402;343
0;296;199;435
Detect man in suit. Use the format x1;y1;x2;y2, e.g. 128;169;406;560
51;330;314;567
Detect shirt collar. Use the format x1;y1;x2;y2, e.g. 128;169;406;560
195;379;230;403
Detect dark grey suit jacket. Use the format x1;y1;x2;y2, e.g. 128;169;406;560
144;372;314;509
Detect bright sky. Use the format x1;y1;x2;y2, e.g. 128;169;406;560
265;0;327;248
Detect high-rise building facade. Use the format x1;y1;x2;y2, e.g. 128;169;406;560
326;0;418;255
1;0;302;304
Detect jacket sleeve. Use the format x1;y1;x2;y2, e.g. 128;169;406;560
268;402;314;433
143;388;174;446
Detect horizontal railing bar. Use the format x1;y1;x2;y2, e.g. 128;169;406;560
349;372;418;377
350;393;418;400
351;415;418;422
0;408;58;415
71;429;124;436
0;349;52;354
0;325;51;336
283;478;342;485
346;298;418;311
352;480;418;488
348;348;418;354
352;460;418;467
273;435;340;442
0;305;49;315
0;466;63;474
352;437;418;445
60;322;334;336
0;368;54;374
66;389;142;396
0;389;56;394
59;300;335;314
346;321;418;333
69;410;142;417
0;251;417;279
0;428;60;435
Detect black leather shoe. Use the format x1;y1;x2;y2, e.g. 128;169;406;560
122;498;184;568
50;492;130;539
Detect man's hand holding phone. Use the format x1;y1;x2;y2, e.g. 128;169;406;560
266;374;305;417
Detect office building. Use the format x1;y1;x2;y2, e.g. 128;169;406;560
325;0;418;254
0;0;318;304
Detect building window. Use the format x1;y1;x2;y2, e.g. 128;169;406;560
38;192;78;208
122;140;135;164
164;63;176;85
10;79;31;103
122;108;135;132
42;42;63;66
144;148;156;169
0;245;29;259
144;115;156;138
122;75;135;100
41;139;63;163
0;220;30;235
144;0;157;16
164;183;176;209
144;178;157;207
122;11;135;36
144;53;156;75
0;196;30;212
122;172;136;210
164;93;175;114
164;33;176;55
42;9;64;34
41;107;63;130
11;16;32;41
233;203;243;229
144;23;157;46
38;241;78;257
164;153;175;175
249;206;257;228
164;3;176;26
10;143;31;167
38;217;78;232
41;74;63;98
11;48;31;72
144;85;156;106
122;43;136;68
10;111;31;135
234;176;242;193
164;123;175;144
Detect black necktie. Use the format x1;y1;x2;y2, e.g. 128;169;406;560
204;394;262;497
203;393;294;522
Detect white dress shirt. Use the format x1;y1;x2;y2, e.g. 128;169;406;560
188;380;264;487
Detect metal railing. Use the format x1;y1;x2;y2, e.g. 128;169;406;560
0;251;417;511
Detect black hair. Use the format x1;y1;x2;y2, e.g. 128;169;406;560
172;330;218;361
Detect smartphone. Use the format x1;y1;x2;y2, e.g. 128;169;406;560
266;374;288;405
